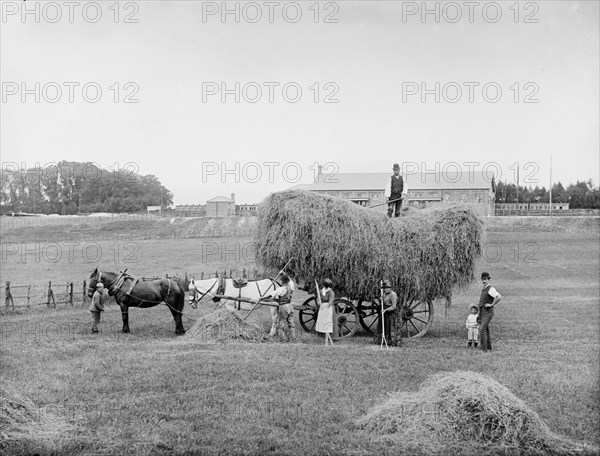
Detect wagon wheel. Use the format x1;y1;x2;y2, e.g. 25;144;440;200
332;299;359;340
298;297;319;333
357;298;381;334
398;299;434;339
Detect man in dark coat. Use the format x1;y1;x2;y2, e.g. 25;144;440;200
478;272;501;351
385;163;407;218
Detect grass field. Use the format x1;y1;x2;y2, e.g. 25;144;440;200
0;224;599;455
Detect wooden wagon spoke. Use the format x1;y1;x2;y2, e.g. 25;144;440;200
409;319;420;333
331;299;358;340
408;300;422;310
412;316;429;325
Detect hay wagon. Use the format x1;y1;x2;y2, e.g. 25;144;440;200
255;190;484;341
293;285;437;340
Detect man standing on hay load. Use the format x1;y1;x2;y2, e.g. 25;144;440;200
385;163;407;218
374;280;401;346
478;272;501;352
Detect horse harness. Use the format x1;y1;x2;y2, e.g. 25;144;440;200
190;277;281;307
103;270;173;306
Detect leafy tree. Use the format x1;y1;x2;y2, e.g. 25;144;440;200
0;161;174;214
567;180;596;209
550;182;568;203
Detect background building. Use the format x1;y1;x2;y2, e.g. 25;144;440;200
292;171;496;216
171;204;206;217
494;202;570;216
236;204;259;216
206;194;235;217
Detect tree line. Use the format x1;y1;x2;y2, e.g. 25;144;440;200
494;180;600;209
0;161;174;215
2;162;598;213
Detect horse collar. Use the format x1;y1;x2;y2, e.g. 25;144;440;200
107;271;127;296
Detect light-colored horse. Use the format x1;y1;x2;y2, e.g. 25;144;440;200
187;277;289;337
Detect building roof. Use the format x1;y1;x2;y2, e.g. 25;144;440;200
292;172;494;192
206;196;234;203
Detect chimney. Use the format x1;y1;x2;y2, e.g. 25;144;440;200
230;193;235;202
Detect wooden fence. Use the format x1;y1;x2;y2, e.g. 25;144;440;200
3;268;264;311
4;281;78;310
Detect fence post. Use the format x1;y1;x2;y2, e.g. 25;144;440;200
69;282;74;306
5;281;14;310
47;281;56;308
27;285;31;309
83;280;87;306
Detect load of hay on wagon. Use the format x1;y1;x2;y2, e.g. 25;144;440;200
254;190;484;303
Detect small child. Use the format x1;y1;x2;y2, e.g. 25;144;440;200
466;306;479;348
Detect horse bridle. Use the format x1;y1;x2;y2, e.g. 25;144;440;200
188;278;220;309
88;270;104;296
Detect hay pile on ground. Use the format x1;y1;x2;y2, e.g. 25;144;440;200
184;308;268;343
0;386;78;444
255;190;483;302
355;371;589;455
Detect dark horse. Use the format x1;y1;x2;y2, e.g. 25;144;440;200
87;268;187;335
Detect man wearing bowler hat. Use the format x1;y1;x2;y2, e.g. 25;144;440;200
385;163;407;218
478;272;501;351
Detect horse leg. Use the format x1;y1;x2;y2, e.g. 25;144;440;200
119;302;130;333
168;297;186;335
165;293;185;336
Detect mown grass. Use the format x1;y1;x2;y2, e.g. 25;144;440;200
0;229;598;455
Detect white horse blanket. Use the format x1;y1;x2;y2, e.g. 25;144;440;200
188;277;294;336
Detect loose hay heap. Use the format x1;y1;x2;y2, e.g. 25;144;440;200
184;308;268;343
355;371;589;455
255;190;484;302
0;386;78;444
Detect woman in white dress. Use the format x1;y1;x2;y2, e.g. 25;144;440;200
316;278;336;342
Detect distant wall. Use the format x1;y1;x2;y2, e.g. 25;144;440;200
0;213;157;230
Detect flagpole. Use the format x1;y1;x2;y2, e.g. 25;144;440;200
516;165;520;215
549;156;553;217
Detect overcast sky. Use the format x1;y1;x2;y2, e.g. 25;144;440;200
1;1;598;204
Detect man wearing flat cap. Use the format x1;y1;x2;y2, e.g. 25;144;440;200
384;163;407;218
478;272;501;352
374;279;400;346
89;283;108;333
